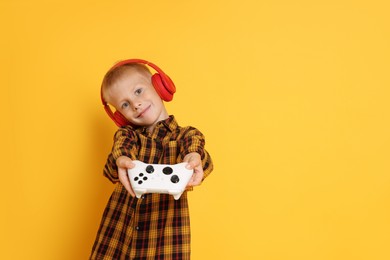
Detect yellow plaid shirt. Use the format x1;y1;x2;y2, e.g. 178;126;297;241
90;116;213;259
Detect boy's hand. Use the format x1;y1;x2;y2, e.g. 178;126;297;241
116;156;136;197
183;152;204;187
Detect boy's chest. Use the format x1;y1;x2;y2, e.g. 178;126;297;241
136;134;181;164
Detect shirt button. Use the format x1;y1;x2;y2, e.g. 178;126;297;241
135;226;140;231
141;195;145;199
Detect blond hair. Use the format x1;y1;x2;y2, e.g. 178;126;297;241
101;63;152;101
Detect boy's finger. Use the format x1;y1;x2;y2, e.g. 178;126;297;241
119;170;136;197
117;157;135;169
127;185;136;197
185;159;200;169
185;162;194;169
188;172;202;186
193;174;202;185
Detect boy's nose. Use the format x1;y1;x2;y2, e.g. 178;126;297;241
133;103;142;111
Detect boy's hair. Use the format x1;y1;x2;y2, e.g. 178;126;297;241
101;63;152;101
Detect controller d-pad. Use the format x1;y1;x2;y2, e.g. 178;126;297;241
171;175;180;184
134;173;148;185
163;167;173;175
146;165;154;173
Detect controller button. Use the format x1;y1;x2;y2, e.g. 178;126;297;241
138;180;143;185
163;167;173;175
139;173;144;177
134;177;139;181
146;165;154;173
143;177;148;181
171;175;180;183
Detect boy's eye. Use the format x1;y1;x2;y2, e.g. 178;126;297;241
135;88;142;95
121;102;130;109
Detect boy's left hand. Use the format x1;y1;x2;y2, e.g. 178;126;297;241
183;152;204;187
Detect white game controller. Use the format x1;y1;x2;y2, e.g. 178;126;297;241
127;160;194;200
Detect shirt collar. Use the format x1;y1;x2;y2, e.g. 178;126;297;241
136;115;177;134
161;115;178;132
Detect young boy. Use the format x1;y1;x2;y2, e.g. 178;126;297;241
90;59;213;259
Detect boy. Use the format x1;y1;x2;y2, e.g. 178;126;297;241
90;59;213;259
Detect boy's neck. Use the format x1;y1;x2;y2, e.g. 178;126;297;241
145;113;170;133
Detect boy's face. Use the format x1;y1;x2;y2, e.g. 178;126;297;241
105;70;169;130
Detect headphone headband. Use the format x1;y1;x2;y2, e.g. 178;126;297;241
101;59;176;127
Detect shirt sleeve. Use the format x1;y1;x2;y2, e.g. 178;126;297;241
103;126;138;183
178;127;214;181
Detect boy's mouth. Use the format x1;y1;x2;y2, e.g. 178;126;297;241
136;105;151;118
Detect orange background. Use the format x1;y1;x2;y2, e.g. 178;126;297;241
1;1;389;259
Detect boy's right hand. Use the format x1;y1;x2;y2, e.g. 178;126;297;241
116;156;136;197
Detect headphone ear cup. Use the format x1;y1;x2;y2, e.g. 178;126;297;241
151;73;176;102
113;111;130;127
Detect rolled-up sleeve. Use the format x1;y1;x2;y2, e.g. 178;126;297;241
103;126;138;183
179;127;213;180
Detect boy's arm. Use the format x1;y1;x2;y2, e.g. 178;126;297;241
103;127;138;183
179;127;213;183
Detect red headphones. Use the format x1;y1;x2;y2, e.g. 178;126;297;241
100;59;176;127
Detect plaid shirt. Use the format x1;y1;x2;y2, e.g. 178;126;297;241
90;116;213;260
